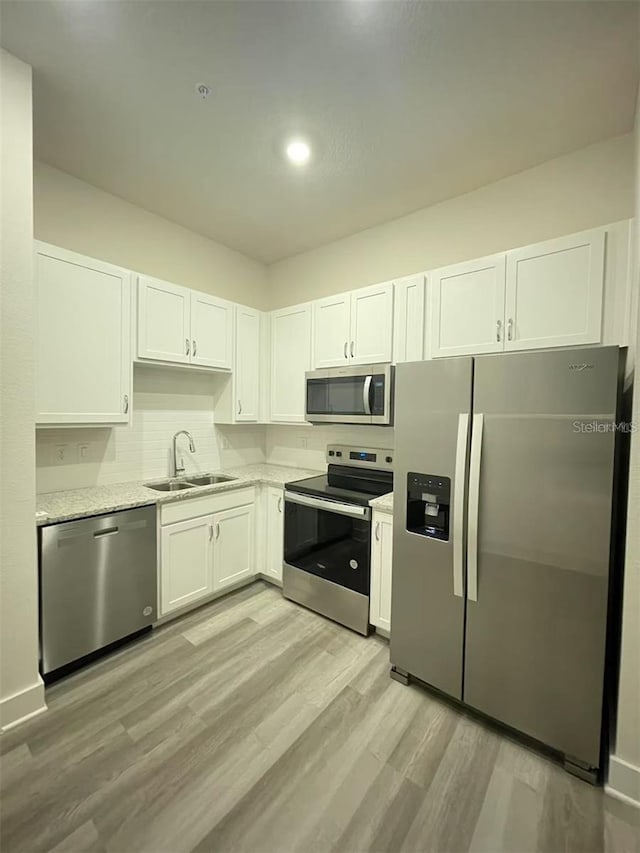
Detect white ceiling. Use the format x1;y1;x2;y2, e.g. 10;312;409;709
2;0;638;263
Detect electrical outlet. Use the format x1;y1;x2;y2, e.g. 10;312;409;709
300;436;308;449
77;443;90;462
54;444;69;464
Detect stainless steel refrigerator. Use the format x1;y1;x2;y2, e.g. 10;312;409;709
390;346;624;781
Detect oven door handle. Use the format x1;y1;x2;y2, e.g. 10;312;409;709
363;375;372;416
284;491;371;520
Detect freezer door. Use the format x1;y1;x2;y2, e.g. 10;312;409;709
464;346;620;767
390;358;472;699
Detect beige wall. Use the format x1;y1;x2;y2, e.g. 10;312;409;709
609;89;640;806
34;162;269;310
0;51;45;728
268;134;634;308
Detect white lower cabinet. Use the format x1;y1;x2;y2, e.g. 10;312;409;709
212;503;255;591
264;486;285;583
370;510;393;634
160;516;213;615
159;488;256;617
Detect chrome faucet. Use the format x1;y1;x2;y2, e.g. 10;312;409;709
172;430;196;477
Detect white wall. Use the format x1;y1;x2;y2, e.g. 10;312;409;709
0;51;45;728
34;162;269;310
268;134;635;308
608;88;640;808
36;368;265;493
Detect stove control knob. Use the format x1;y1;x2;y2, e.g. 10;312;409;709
328;450;335;456
385;456;393;464
336;451;342;457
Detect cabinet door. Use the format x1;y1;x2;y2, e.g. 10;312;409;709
270;304;312;422
312;293;351;368
190;292;233;369
430;255;506;358
370;512;393;633
138;275;191;364
350;282;394;364
235;305;260;421
265;487;284;583
393;274;425;363
160;516;213;615
35;243;131;425
505;228;605;352
213;503;255;591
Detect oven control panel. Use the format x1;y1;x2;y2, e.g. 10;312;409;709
327;445;393;471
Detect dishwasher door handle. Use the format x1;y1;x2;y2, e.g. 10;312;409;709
93;527;119;538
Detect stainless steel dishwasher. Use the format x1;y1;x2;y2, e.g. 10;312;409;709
40;505;157;677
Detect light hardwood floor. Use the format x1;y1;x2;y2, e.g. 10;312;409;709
1;582;638;853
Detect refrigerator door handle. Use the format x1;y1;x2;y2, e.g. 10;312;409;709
467;413;484;602
452;412;470;598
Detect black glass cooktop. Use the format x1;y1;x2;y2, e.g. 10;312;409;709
285;464;393;508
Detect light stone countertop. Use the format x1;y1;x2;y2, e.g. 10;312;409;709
35;463;322;526
369;491;394;513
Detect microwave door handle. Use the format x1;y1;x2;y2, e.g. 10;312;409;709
363;375;372;416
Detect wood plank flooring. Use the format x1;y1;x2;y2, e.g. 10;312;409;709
1;582;638;853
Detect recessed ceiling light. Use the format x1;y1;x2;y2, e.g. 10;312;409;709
285;139;311;165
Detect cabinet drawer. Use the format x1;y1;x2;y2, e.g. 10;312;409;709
160;487;256;526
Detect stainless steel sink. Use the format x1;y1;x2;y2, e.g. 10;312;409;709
146;481;196;492
186;474;237;486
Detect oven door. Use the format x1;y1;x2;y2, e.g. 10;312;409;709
305;364;394;425
283;492;371;594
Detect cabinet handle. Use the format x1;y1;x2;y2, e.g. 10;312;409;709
238;400;242;415
350;341;355;358
496;320;502;343
209;524;214;541
215;522;220;540
123;394;129;414
507;318;513;341
278;496;283;513
193;339;197;356
375;521;380;542
186;338;190;356
343;341;348;359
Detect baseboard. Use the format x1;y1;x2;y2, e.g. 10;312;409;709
606;754;640;809
257;573;282;588
0;680;47;732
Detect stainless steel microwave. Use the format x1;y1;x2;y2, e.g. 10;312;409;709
305;363;394;425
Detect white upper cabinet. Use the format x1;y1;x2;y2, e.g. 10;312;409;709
137;275;191;363
189;291;233;369
35;242;131;425
235;305;260;421
349;282;394;364
393;274;426;363
504;228;605;351
312;293;352;368
137;277;232;369
270;303;312;422
429;254;506;359
311;282;394;369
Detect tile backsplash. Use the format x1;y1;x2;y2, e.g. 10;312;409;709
36;365;394;494
265;424;395;470
36;366;265;493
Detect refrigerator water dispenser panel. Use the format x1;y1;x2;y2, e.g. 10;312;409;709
406;473;451;541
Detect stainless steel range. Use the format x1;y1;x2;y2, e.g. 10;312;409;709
283;445;393;635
